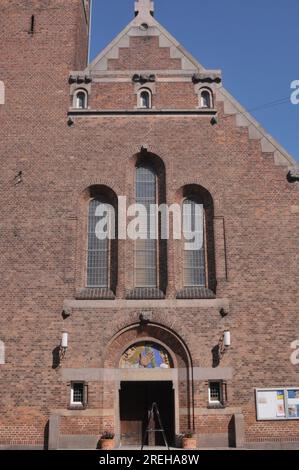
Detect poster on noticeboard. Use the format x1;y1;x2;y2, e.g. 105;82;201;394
256;389;299;420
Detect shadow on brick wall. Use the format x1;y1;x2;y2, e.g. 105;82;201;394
44;420;49;450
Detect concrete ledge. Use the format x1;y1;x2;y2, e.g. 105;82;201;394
63;298;229;310
68;109;217;117
51;409;114;417
180;406;241;416
60;367;233;382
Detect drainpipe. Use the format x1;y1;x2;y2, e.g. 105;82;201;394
88;0;93;64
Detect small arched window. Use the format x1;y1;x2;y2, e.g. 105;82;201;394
75;89;87;109
183;198;206;287
87;198;113;288
139;89;151;109
200;89;213;109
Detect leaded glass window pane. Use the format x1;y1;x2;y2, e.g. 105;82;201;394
135;166;157;288
87;199;110;288
183;198;206;287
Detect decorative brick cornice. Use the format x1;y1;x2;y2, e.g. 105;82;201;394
132;73;156;83
192;72;222;84
69;74;92;85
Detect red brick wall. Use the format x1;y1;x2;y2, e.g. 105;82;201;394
107;36;182;71
0;0;298;449
60;417;113;436
89;82;198;110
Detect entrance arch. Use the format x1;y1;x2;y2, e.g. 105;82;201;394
104;322;194;447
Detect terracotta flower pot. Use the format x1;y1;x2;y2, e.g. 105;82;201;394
100;438;115;450
182;437;197;449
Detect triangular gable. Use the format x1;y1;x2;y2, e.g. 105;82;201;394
82;3;297;170
87;9;204;73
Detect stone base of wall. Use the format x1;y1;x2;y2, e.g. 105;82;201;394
0;445;44;450
246;441;299;450
59;435;99;450
197;433;229;448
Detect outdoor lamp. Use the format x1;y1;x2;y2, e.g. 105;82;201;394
223;330;231;348
59;331;68;361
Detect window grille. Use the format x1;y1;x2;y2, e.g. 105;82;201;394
71;382;84;405
209;382;222;403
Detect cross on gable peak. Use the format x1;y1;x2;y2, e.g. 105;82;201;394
135;0;155;18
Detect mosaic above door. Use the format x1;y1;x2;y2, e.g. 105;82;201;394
119;342;173;369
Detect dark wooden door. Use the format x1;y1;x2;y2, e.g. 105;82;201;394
120;381;174;446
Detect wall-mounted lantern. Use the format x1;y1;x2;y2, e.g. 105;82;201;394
59;331;68;361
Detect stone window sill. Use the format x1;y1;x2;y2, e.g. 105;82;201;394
75;288;115;300
176;287;216;299
207;404;226;410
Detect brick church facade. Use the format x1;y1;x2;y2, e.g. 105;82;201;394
0;0;299;449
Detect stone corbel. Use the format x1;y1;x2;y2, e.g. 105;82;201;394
132;73;156;84
287;167;299;182
192;72;222;84
69;74;92;85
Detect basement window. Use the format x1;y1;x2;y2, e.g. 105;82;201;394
70;382;87;408
208;381;227;408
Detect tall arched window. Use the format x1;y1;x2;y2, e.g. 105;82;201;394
87;198;112;288
183;198;206;287
135;165;157;287
75;89;87;109
200;89;212;109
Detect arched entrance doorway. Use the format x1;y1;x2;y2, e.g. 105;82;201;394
104;323;193;448
119;341;175;446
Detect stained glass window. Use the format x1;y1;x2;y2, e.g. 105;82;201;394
120;342;172;369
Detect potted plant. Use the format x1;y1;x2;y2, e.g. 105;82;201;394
182;431;197;449
99;431;115;450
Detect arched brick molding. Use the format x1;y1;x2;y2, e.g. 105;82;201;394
174;183;216;298
103;322;195;444
0;340;5;364
75;185;119;298
0;81;4;104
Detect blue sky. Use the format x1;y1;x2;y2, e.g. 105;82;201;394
90;0;299;162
